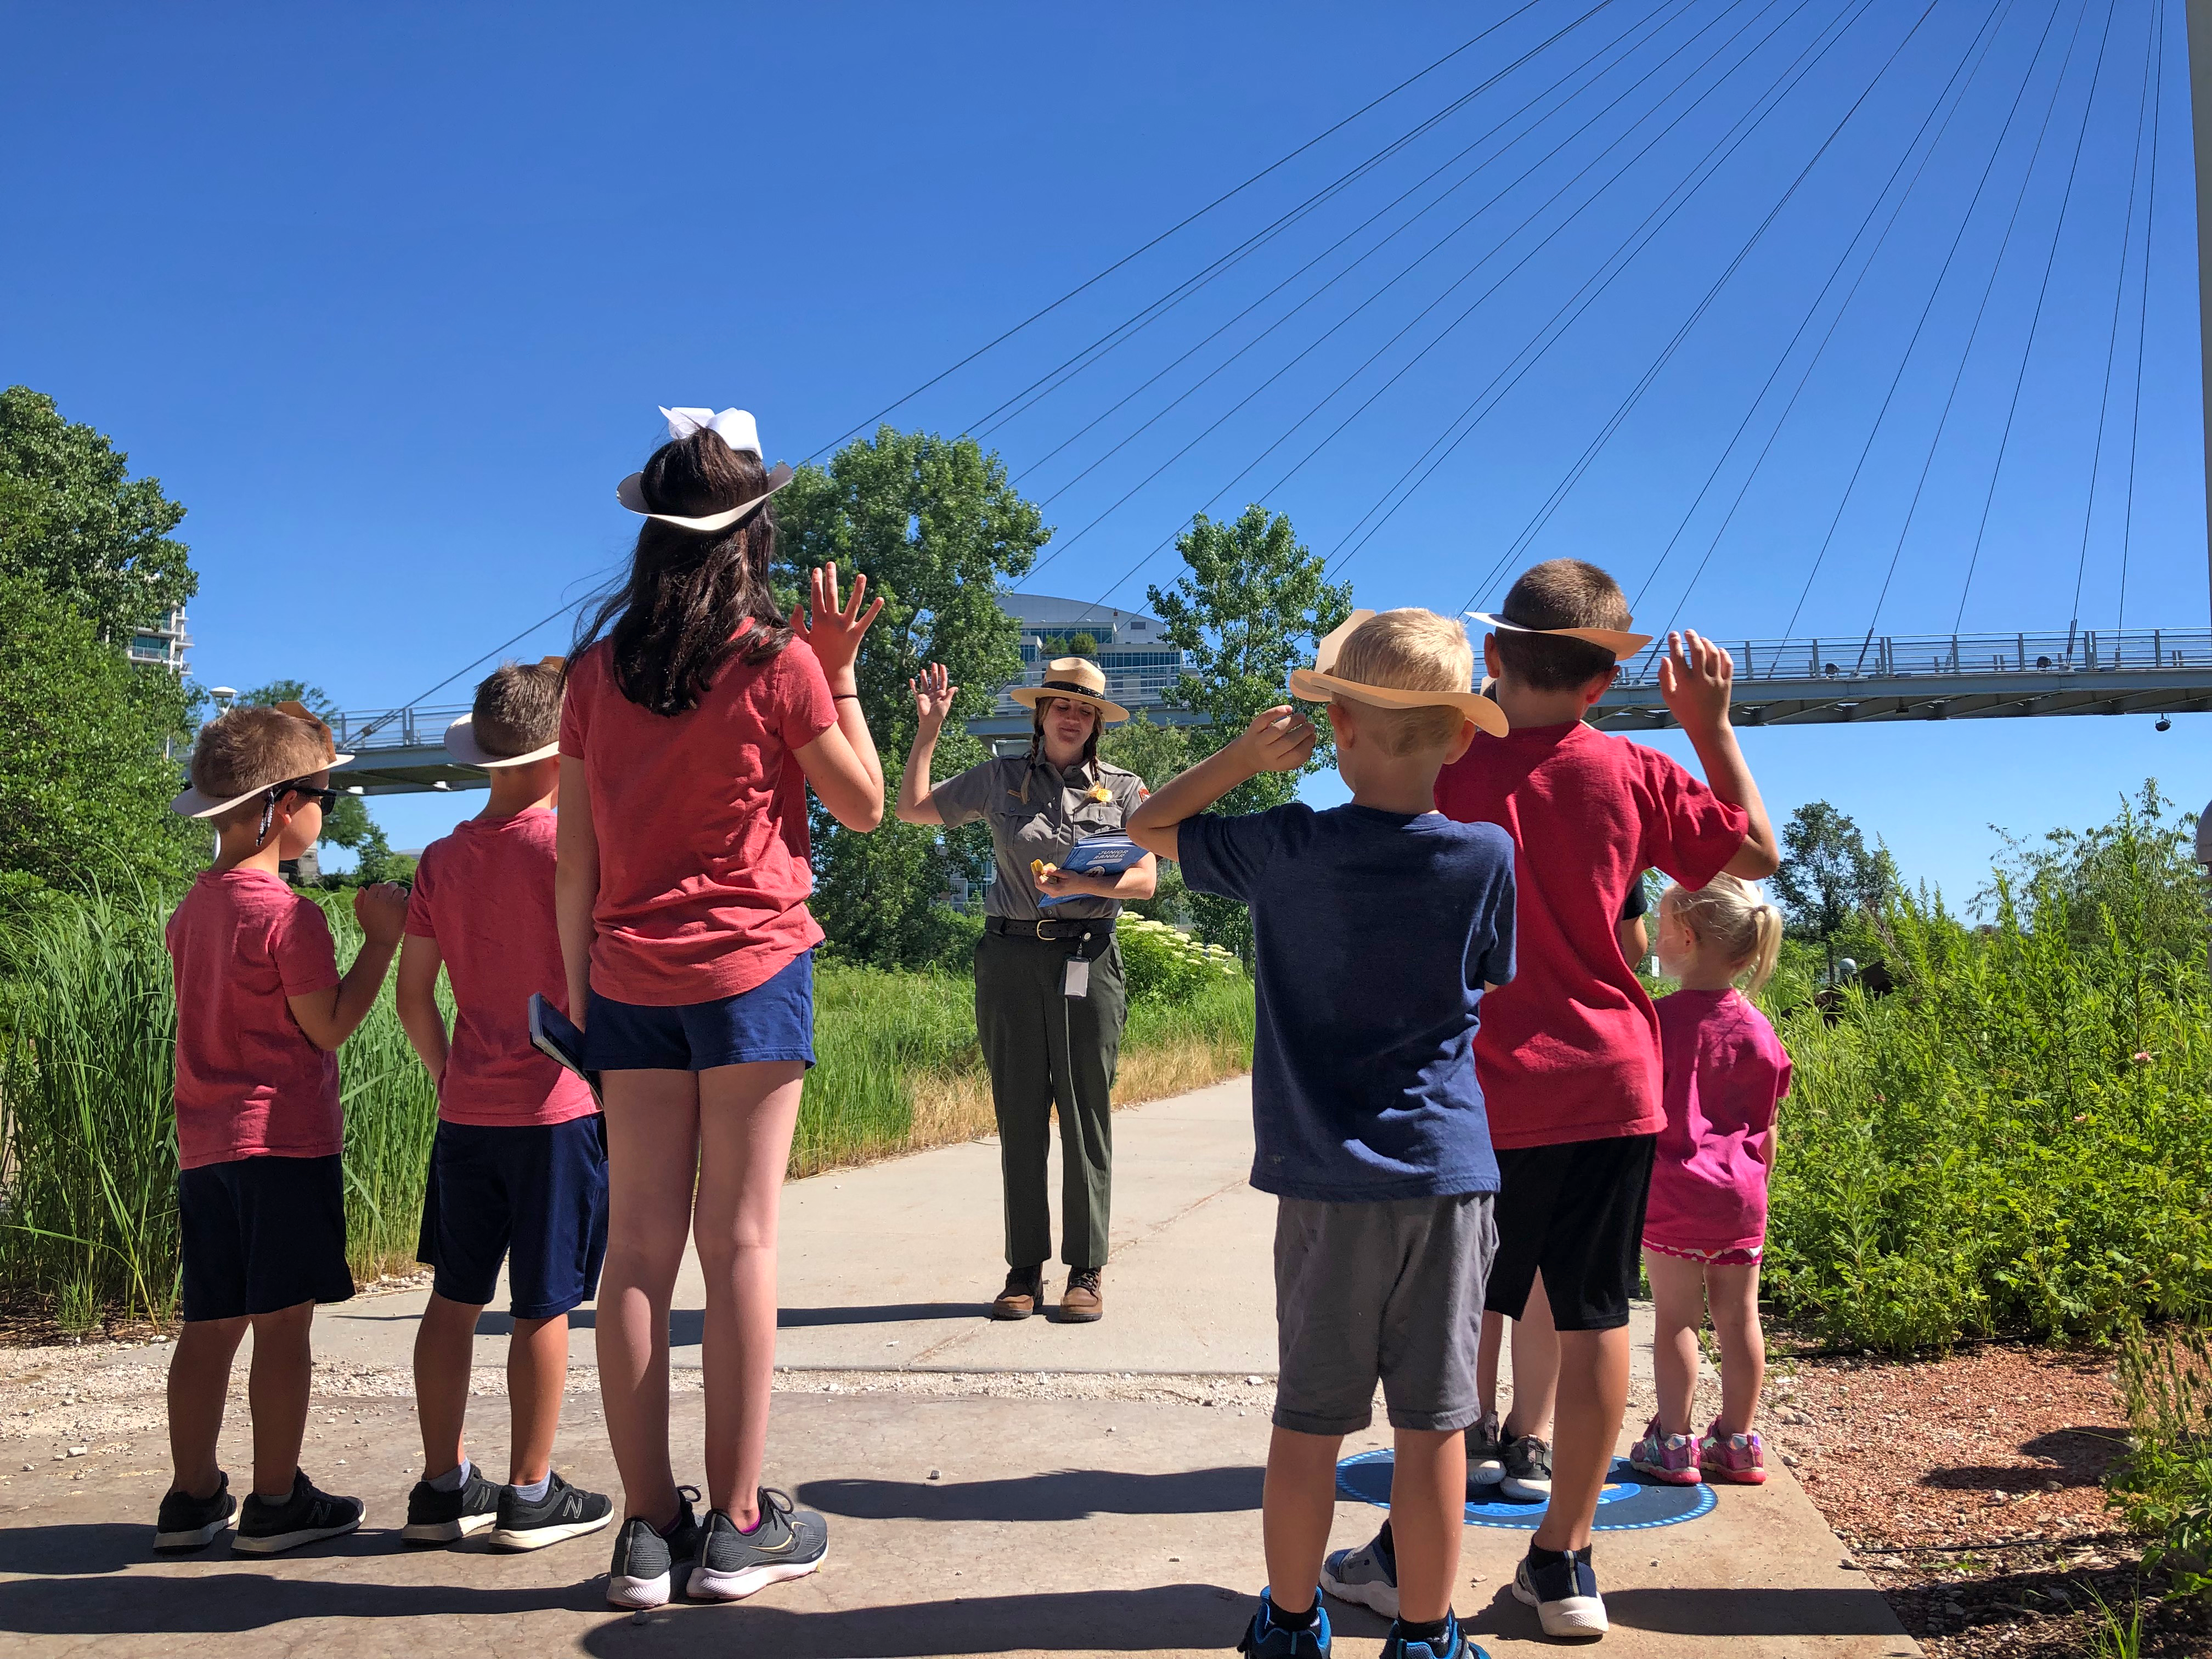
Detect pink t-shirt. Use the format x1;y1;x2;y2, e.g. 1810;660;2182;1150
405;808;596;1127
558;635;838;1006
1643;988;1792;1254
1434;721;1747;1150
165;869;343;1171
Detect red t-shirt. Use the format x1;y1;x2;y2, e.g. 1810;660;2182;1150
1433;721;1747;1150
165;868;343;1170
405;808;597;1127
1644;988;1792;1253
559;635;838;1006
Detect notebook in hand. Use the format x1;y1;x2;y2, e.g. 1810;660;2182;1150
1038;832;1147;905
528;994;603;1109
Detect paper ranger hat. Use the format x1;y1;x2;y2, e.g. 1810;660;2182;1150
1288;611;1508;738
616;405;794;533
171;701;356;819
1465;611;1652;660
1008;657;1131;725
443;657;567;768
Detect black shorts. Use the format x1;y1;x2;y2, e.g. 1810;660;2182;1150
1487;1134;1658;1333
416;1116;609;1318
178;1154;354;1323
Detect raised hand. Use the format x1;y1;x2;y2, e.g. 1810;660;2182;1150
353;881;410;947
1658;629;1735;740
1235;704;1319;775
909;662;958;732
794;562;884;679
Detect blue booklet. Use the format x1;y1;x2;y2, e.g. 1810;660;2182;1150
1039;832;1148;905
527;994;603;1110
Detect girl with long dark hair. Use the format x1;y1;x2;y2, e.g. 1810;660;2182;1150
556;407;883;1609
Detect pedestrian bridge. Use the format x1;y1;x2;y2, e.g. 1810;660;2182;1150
324;623;2212;794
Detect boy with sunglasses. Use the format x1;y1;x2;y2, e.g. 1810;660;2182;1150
154;703;409;1556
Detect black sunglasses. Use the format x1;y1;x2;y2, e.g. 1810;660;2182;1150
270;779;340;812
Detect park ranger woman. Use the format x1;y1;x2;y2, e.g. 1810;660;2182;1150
896;656;1155;1324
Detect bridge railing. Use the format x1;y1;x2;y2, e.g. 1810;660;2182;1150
1610;628;2212;687
329;706;473;752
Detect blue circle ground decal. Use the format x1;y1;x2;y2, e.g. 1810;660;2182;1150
1335;1452;1716;1532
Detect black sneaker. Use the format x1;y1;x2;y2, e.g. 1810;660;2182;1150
1466;1410;1506;1493
400;1464;502;1544
232;1469;364;1555
1381;1611;1481;1657
1513;1543;1606;1638
605;1487;701;1610
492;1471;614;1551
154;1472;236;1551
686;1487;828;1601
1499;1434;1553;1503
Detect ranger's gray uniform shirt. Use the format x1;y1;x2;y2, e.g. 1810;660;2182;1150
931;755;1148;922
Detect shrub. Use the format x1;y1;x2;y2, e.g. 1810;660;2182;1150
2109;1322;2212;1597
1118;914;1240;1004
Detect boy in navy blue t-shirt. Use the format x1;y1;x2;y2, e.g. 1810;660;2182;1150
1129;610;1514;1659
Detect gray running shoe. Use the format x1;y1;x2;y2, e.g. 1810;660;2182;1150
401;1464;502;1544
604;1487;701;1610
1467;1410;1506;1490
154;1473;236;1551
1499;1435;1553;1503
491;1471;613;1551
687;1487;828;1601
232;1469;363;1555
1321;1520;1399;1618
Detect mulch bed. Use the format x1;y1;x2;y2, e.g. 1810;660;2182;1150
1772;1342;2208;1656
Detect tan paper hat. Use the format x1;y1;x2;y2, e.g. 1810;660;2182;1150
444;657;567;768
1289;611;1507;737
1009;657;1131;725
172;701;356;819
1466;611;1651;659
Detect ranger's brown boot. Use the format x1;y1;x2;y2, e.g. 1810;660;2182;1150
991;1265;1043;1321
1058;1267;1103;1323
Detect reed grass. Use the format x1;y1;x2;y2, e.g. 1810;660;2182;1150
0;889;1255;1329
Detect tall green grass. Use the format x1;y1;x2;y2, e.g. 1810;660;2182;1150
0;889;1256;1330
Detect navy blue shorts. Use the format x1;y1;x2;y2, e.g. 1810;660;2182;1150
415;1116;609;1318
179;1154;354;1323
582;949;816;1073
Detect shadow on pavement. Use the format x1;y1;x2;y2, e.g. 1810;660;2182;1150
580;1583;1254;1656
1465;1581;1911;1641
0;1565;604;1633
0;1522;416;1580
468;1304;990;1340
799;1465;1264;1521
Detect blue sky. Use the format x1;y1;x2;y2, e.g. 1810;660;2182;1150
4;1;2204;902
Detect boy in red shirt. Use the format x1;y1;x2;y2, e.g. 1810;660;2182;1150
156;704;408;1556
394;661;613;1552
1434;560;1776;1640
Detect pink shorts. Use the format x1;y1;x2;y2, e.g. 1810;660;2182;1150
1644;1239;1762;1267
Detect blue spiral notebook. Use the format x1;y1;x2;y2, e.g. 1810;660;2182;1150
1038;832;1147;905
527;994;603;1109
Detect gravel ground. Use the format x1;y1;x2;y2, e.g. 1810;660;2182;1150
1778;1344;2207;1658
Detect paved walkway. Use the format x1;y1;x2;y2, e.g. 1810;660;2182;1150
0;1077;1919;1658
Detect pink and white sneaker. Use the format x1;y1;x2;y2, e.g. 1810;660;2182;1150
1628;1418;1701;1485
1699;1426;1768;1485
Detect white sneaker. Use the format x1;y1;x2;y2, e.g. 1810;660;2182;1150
1513;1544;1607;1639
1321;1525;1399;1617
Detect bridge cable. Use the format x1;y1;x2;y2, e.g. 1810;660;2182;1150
2070;0;2162;631
1854;0;2101;657
2116;0;2168;632
1949;0;2131;631
1015;0;1690;505
1641;0;2021;647
1775;0;2072;637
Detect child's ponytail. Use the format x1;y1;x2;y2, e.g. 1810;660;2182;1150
1663;873;1785;995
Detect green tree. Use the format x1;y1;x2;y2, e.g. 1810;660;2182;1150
0;387;197;645
774;427;1047;968
1068;629;1099;657
237;680;400;880
1772;800;1890;984
0;574;205;896
1984;781;2207;966
1147;505;1351;954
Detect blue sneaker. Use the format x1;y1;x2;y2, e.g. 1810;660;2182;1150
1321;1521;1398;1617
1382;1612;1486;1658
1238;1587;1332;1656
1513;1543;1607;1638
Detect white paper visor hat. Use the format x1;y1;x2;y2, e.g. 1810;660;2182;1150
1286;611;1507;738
171;701;356;818
616;405;793;533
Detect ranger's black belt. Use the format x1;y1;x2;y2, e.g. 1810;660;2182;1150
986;915;1105;943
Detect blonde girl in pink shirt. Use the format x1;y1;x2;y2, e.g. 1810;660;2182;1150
1629;874;1790;1487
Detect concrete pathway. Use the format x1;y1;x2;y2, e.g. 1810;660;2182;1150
0;1077;1920;1658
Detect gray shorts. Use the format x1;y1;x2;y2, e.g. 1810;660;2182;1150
1272;1192;1498;1437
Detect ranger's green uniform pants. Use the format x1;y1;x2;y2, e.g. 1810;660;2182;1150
974;929;1126;1272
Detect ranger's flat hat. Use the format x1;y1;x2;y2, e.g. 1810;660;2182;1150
1466;610;1651;659
171;701;355;819
444;657;566;768
1010;657;1130;725
1289;611;1507;737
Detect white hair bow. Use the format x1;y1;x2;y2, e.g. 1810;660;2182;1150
660;407;761;456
